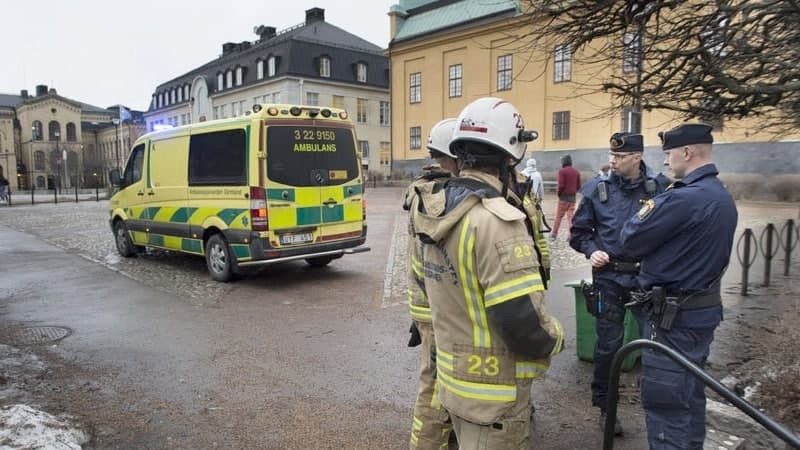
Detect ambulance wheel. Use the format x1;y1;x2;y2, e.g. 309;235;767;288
205;234;233;282
114;221;141;257
305;256;333;268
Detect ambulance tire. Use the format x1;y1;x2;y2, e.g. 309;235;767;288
305;256;334;268
114;221;142;257
205;234;234;282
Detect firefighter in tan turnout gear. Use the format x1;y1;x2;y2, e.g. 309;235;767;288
405;118;459;450
409;97;564;449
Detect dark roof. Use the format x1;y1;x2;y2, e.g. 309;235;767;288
149;15;389;113
0;94;23;108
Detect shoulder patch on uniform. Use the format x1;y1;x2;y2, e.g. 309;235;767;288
636;198;656;221
482;197;525;221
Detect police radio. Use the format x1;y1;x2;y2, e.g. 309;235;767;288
598;182;608;203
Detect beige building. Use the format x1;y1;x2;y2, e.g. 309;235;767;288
143;7;392;178
387;0;800;177
0;85;146;191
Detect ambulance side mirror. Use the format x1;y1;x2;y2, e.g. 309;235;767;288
109;169;122;187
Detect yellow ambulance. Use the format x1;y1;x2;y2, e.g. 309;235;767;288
109;104;369;281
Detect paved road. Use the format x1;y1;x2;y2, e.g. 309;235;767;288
0;187;797;449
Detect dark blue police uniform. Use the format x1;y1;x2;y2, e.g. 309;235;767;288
620;124;738;450
569;133;670;420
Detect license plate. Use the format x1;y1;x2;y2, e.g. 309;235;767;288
279;232;313;245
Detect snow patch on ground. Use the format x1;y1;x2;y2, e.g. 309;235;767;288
0;404;89;449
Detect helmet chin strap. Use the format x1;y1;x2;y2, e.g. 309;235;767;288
499;159;512;198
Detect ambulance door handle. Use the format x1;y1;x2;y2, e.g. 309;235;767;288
137;191;145;196
323;199;338;206
147;191;155;196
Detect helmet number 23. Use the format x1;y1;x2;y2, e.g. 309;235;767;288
467;355;500;377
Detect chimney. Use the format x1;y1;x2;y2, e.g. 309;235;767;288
305;7;325;24
222;42;236;55
35;85;48;96
49;88;57;95
20;90;28;99
256;25;276;41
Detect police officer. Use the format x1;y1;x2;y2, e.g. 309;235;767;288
410;97;564;449
620;123;737;450
569;132;669;435
404;118;458;450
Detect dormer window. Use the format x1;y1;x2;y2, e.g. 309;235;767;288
268;56;276;77
235;67;243;86
217;73;224;91
320;56;331;78
257;60;264;80
226;70;233;88
177;87;183;102
357;63;367;83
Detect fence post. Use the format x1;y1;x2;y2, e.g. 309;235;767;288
737;228;756;296
31;185;35;205
53;186;58;204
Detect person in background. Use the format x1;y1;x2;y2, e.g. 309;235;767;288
521;157;544;200
598;163;611;178
0;174;9;203
551;154;581;241
620;123;737;449
404;118;458;450
568;132;670;436
410;97;563;449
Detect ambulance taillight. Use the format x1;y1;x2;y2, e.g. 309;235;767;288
250;187;268;231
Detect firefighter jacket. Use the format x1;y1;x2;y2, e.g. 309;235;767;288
507;170;551;288
409;169;564;424
403;171;452;324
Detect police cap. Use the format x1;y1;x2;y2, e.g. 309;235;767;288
609;132;643;152
658;123;713;150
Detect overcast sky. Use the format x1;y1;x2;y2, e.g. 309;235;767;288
0;0;396;112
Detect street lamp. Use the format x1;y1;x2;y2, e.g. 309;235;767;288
112;118;120;171
55;130;61;193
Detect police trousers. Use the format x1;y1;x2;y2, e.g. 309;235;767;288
450;378;533;450
410;321;451;450
641;305;721;450
591;279;637;410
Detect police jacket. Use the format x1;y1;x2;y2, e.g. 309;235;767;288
403;171;451;324
410;169;564;424
620;164;737;294
569;164;670;285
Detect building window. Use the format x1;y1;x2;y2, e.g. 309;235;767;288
306;92;319;106
552;111;570;140
409;72;421;104
357;98;368;123
171;89;176;104
226;70;233;88
213;106;219;120
621;106;642;133
235;67;243;86
380;142;391;166
623;32;642;74
449;64;463;97
217;73;224;91
66;123;77;142
320;56;331;78
332;95;345;110
232;102;240;116
379;101;390;127
34;151;45;171
177;88;183;102
48;121;61;141
410;126;422;149
185;85;190;100
554;44;572;82
220;105;228;119
268;56;276;77
357;63;367;82
497;55;512;91
359;140;369;158
32;121;43;140
257;60;264;80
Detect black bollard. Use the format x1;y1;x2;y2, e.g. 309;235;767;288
53;187;58;204
760;224;778;287
7;189;11;207
738;228;756;296
782;219;797;276
31;185;35;205
96;184;99;202
75;184;79;203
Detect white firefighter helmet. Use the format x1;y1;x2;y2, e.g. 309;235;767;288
449;97;537;161
426;118;457;158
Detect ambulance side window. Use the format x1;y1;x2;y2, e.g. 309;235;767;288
124;144;145;187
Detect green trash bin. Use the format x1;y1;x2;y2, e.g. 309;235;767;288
565;280;641;371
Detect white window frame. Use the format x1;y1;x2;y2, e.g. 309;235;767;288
226;70;233;88
497;54;512;91
217;73;224;91
554;44;572;82
257;60;264;80
357;63;367;82
235;67;243;86
306;92;320;106
410;126;422;149
409;72;421;104
357;98;368;123
448;64;462;97
268;56;276;77
552;111;570;140
320;57;331;78
379;101;390;127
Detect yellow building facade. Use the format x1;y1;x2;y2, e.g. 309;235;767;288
387;0;800;178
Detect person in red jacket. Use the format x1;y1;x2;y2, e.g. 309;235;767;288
552;154;581;241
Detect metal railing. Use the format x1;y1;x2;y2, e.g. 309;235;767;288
603;339;800;450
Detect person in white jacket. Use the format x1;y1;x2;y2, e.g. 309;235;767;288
521;158;544;200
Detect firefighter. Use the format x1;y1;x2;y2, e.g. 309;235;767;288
409;97;564;449
405;118;459;450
